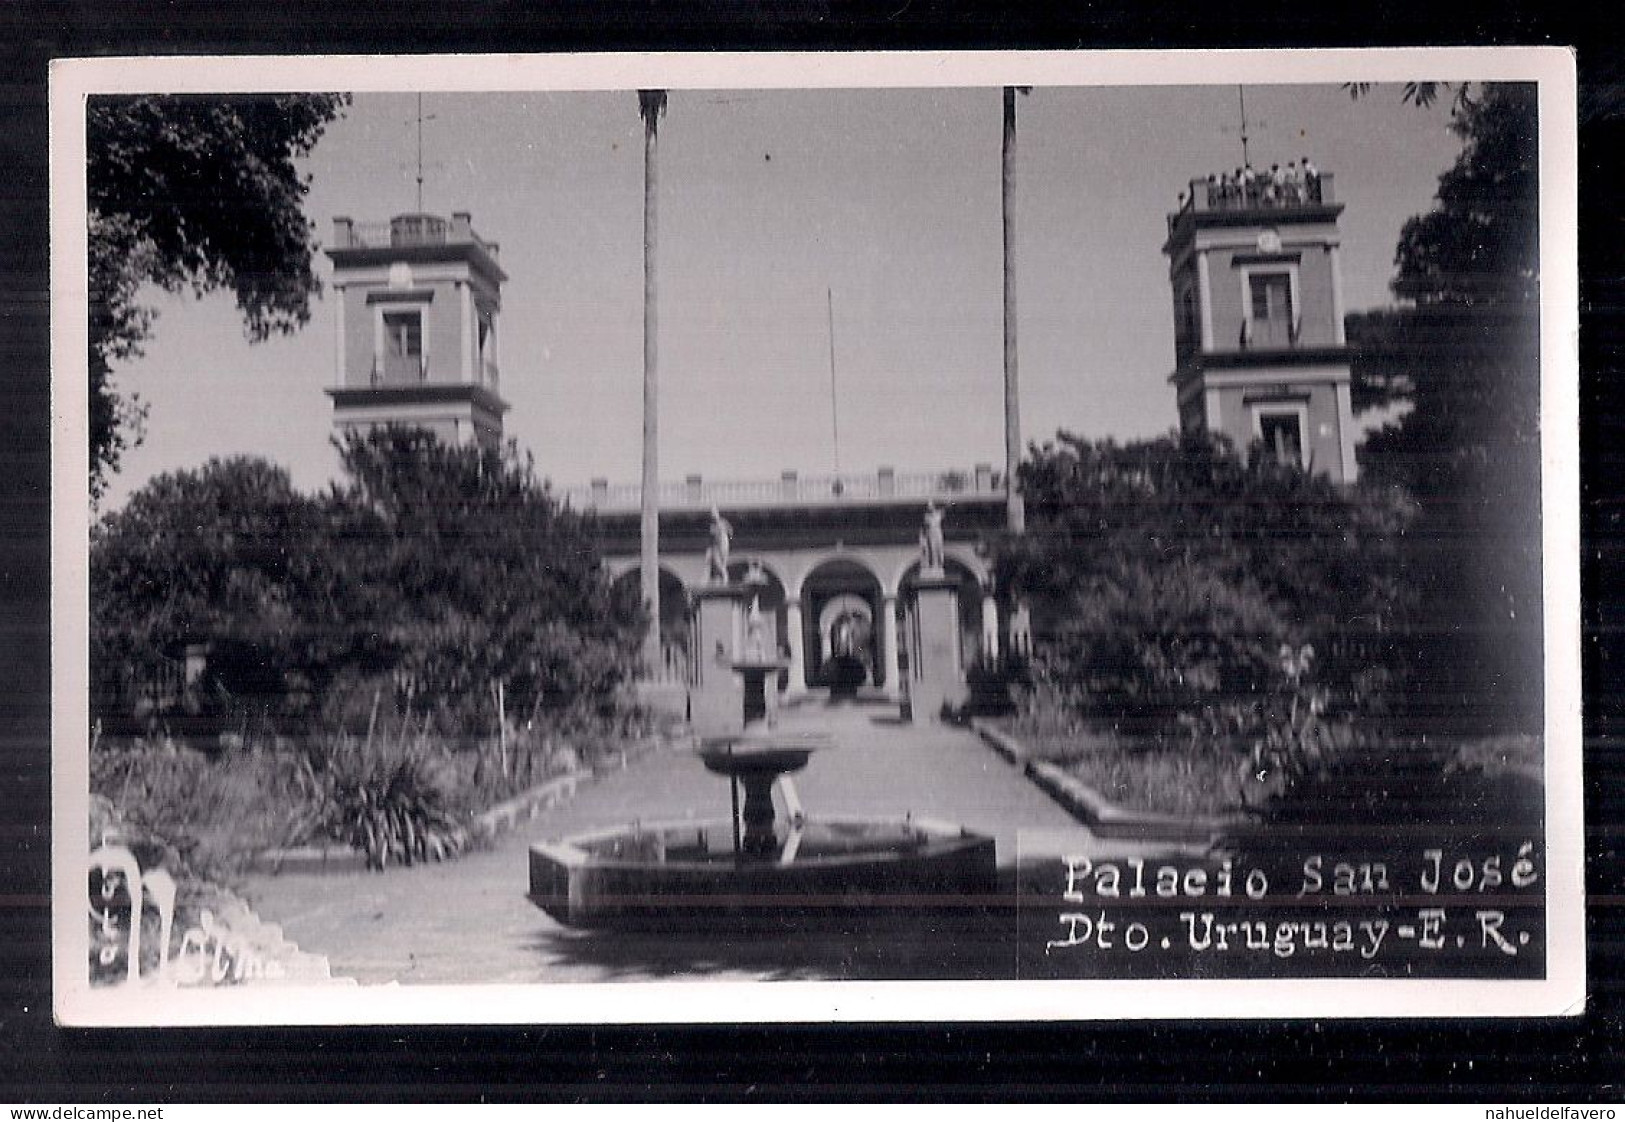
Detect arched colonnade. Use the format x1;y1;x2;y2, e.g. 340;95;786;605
608;544;1004;697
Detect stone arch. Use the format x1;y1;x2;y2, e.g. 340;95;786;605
609;561;689;599
788;552;886;602
727;555;790;594
609;565;692;676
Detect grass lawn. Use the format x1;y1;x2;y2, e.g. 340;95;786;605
995;718;1544;820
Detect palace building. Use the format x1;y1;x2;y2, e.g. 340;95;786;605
568;469;1010;701
323;178;1364;699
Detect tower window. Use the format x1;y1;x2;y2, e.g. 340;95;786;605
1249;271;1293;323
384;310;423;358
1255;407;1306;469
1242;267;1299;349
377;308;427;384
1174;283;1200;359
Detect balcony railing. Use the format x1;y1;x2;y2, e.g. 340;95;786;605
332;213;500;259
562;465;1004;512
1240;316;1301;350
1168;172;1336;233
371;354;429;385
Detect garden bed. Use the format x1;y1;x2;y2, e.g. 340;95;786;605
990;719;1544;821
991;719;1254;818
90;718;682;881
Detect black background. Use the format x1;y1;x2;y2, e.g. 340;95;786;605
4;0;1623;1101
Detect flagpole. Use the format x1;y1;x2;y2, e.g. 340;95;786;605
827;287;841;480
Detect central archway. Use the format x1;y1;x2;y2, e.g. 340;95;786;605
818;593;873;662
798;556;885;692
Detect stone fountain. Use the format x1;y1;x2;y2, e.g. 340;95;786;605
527;513;996;927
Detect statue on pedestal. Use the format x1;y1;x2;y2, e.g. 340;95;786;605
920;501;946;575
705;506;732;585
745;595;768;660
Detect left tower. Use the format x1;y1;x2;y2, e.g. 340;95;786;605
325;211;509;449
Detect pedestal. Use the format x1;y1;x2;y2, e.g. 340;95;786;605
737;770;779;857
909;575;965;721
696;733;827;861
689;584;746;737
734;659;789;726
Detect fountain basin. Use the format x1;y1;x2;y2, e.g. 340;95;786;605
695;730;827;780
528;815;996;927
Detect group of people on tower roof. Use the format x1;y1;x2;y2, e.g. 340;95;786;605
1177;159;1323;211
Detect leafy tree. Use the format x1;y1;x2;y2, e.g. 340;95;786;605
89;457;340;731
999;432;1414;740
1345;83;1542;729
1343;81;1473;113
87;93;349;501
329;428;642;731
91;431;643;740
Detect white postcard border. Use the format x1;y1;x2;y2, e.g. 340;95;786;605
50;46;1583;1025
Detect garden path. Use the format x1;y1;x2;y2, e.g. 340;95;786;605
240;698;1171;986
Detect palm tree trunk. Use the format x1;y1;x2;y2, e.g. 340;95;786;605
639;90;667;673
1003;86;1025;535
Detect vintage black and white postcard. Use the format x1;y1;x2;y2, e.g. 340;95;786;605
50;48;1581;1025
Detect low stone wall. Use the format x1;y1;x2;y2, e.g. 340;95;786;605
969;719;1244;845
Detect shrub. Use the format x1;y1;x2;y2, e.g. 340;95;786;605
89;457;336;740
1232;645;1541;850
1227;725;1544;876
1033;556;1288;742
316;724;465;870
90;735;325;881
999;431;1414;742
329;428;642;733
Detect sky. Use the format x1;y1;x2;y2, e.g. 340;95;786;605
100;83;1467;510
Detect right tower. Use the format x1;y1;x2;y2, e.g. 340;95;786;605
1162;167;1358;482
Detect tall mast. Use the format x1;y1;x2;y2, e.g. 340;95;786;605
1002;86;1025;534
638;90;667;672
827;287;841;477
1237;85;1251;167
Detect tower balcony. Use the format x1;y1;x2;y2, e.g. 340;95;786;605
331;211;501;259
371;353;430;386
1166;171;1340;242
